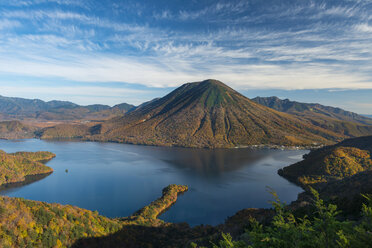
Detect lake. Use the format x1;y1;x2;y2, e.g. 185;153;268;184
0;139;305;226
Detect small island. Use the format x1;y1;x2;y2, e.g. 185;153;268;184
0;150;55;187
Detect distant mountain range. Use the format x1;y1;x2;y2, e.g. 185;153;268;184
252;96;372;137
66;79;364;148
0;95;135;121
252;96;372;125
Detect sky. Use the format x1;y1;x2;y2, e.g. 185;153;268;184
0;0;371;114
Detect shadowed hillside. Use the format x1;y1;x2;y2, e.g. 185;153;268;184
85;79;346;148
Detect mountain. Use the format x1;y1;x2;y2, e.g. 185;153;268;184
252;96;372;124
252;96;372;137
0;95;135;121
0;95;78;115
82;79;351;148
112;103;136;112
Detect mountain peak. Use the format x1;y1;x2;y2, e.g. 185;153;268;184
199;79;226;86
180;79;239;108
195;79;234;91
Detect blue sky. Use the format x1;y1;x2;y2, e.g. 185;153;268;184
0;0;371;114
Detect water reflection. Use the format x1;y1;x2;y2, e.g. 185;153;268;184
160;148;268;176
0;172;52;193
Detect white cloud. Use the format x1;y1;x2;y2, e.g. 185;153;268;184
0;49;371;91
2;10;146;32
0;19;20;29
1;0;87;8
355;23;372;32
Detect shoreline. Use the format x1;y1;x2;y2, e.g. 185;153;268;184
0;172;53;192
2;136;320;151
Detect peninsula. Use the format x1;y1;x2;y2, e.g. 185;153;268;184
0;150;55;187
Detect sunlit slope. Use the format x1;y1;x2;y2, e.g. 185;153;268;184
278;135;372;185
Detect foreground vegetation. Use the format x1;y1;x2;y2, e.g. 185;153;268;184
2;184;371;248
0;184;188;247
192;190;372;248
0;196;122;248
0;150;55;187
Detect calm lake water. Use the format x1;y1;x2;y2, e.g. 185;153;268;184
0;139;305;226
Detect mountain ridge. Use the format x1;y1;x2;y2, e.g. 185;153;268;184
0;95;135;121
252;96;372;137
252;96;372;125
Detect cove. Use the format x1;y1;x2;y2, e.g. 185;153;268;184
0;139;305;226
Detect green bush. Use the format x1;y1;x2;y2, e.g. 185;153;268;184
193;189;372;248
